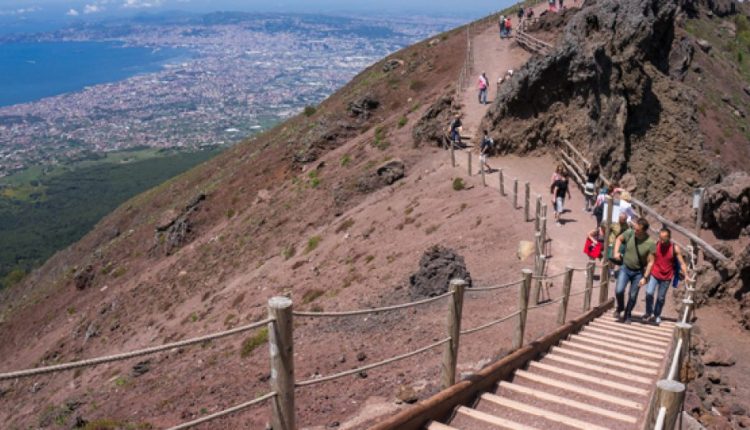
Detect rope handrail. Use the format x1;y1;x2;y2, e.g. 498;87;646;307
653;406;667;430
568;289;589;298
0;318;274;381
532;271;567;280
292;291;452;318
460;310;521;336
295;337;450;387
167;391;277;430
470;279;525;292
667;338;683;381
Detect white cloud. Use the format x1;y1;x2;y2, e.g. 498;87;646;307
83;4;104;14
66;8;80;16
122;0;163;8
0;6;41;16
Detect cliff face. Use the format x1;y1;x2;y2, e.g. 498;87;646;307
481;0;721;202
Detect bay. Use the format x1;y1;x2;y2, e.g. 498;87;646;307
0;41;190;107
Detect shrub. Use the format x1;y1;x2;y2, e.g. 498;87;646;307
305;235;321;253
240;327;269;358
303;105;317;117
452;178;465;191
282;244;296;260
340;154;352;167
307;170;320;188
112;267;127;278
226;208;236;219
335;218;355;233
397;116;408;128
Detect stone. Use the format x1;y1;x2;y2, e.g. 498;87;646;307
517;241;535;261
697;39;712;52
684;390;704;414
154;193;206;256
731;403;747;416
702;345;736;366
131;360;151;377
347;95;379;119
703;172;750;239
395;385;418;404
412;95;456;147
382;58;404;73
700;414;733;430
706;369;721;384
74;265;95;291
408;245;472;299
356;159;406;193
356;352;367;362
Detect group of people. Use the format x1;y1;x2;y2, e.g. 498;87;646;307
583;177;689;325
498;15;514;38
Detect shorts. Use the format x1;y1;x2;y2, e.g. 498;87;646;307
480;154;487;164
555;197;565;213
584;182;595;196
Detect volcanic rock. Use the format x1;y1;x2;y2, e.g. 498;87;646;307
409;245;472;298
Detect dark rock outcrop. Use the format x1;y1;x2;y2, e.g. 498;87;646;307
702;172;750;239
408;245;472;299
412;94;457;147
356;159;406;193
154;193;206;256
480;0;720;201
348;95;380;119
74;265;95;290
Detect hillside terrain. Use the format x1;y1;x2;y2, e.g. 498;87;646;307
1;0;750;428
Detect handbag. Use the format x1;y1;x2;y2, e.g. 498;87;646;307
583;238;603;259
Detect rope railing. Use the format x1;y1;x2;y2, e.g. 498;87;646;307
460;310;521;336
292;291;452;318
469;278;525;292
532;270;566;280
0;317;274;381
295;338;450;388
167;391;277;430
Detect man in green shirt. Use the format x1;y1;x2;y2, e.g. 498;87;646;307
612;218;656;323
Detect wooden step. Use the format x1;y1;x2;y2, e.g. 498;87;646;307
588;322;673;343
497;381;638;424
426;421;458;430
582;326;670;347
527;361;649;396
513;370;643;410
576;330;669;351
592;320;673;338
551;346;658;375
479;393;611;430
602;316;676;328
543;353;653;384
568;336;665;359
454;406;539;430
559;341;662;367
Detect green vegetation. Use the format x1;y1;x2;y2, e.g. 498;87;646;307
82;419;153;430
0;147;221;288
372;126;390;150
240;327;269;358
397;116;408;128
114;376;129;387
301;289;325;304
452;177;465;191
303;105;317;117
335;218;355;233
305;235;322;253
282;244;296;260
307;170;321;188
340;154;352;167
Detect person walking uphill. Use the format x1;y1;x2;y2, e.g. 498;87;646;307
612;218;656;324
477;72;488;105
644;228;688;325
448;115;462;148
551;171;571;226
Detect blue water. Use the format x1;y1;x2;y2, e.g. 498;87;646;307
0;41;189;107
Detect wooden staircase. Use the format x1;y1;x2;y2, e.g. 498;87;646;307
426;315;675;430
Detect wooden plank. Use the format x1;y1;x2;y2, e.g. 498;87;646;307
456;406;539;430
528;362;649;396
543;353;653;385
551;347;658;375
479;393;611;430
559;341;661;367
426;421;458;430
561;139;590;168
588;321;674;341
583;326;670;347
514;370;643;410
496;382;638;423
577;331;668;352
601;317;676;330
568;337;665;359
590;321;672;340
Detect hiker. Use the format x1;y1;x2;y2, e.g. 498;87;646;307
548;0;556;12
448;115;462;147
478;73;488;104
584;165;600;212
499;15;506;38
551;170;572;226
644;228;688;325
550;164;564;187
618;190;638;223
504;17;513;37
593;186;608;226
584;224;605;260
559;0;565;10
607;212;631;279
612;218;656;324
479;130;494;174
527;8;535;20
517;7;525;23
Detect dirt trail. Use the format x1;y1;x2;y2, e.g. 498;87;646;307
455;20;679;319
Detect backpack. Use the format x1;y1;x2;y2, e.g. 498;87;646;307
593;202;604;219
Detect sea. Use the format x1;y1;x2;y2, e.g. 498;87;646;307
0;41;190;107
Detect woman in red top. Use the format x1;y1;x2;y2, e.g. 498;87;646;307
644;228;688;324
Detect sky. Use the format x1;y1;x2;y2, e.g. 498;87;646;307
0;0;515;31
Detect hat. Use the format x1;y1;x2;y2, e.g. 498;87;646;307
620;191;632;202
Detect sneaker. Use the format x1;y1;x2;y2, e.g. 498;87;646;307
654;317;662;325
642;313;652;322
624;318;632;325
613;310;621;320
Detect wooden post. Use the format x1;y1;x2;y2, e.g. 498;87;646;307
692;187;705;262
441;279;467;389
513;178;519;209
675;322;692;382
557;266;574;325
599;195;614;301
533;256;546;305
481;161;486;186
513;269;533;350
524;182;531;222
450;141;456;167
534;232;542;258
539;217;547;257
535;195;542;230
467;152;472;177
654;380;686;430
268;297;295;430
498;169;505;196
583;261;594;312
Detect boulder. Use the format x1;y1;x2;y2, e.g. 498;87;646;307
356;159;405;193
702;345;736;366
348;95;379;119
412;95;456;147
670;36;695;81
409;246;472;299
74;265;95;291
696;39;712;52
395;385;418;404
703;172;750;239
707;0;738;16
